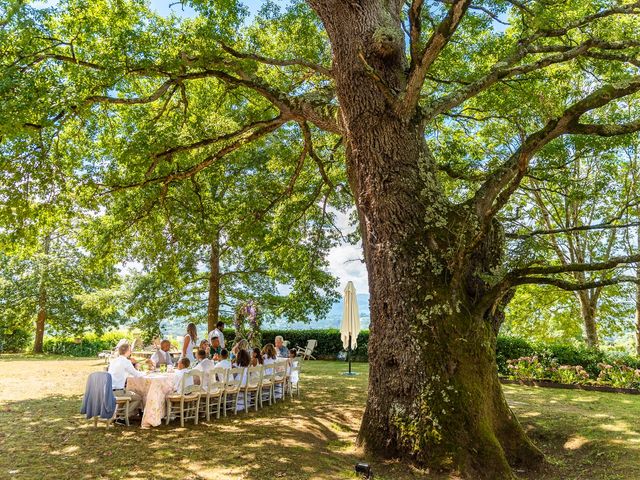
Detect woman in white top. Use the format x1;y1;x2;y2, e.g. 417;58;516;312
181;323;198;364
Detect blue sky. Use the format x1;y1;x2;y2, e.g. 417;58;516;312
148;0;271;19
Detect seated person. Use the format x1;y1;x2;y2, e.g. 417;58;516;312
216;349;231;370
194;349;214;369
150;339;174;368
210;336;223;360
250;347;264;367
198;339;211;358
234;349;251;412
230;339;249;362
194;349;214;386
107;343;144;420
275;335;289;358
173;357;194;392
288;348;299;384
262;344;277;374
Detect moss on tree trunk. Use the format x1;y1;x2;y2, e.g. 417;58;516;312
307;1;544;476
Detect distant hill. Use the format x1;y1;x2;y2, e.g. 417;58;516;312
159;293;371;336
269;293;371;330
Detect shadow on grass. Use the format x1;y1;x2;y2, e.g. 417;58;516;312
3;360;638;480
505;385;640;480
0;364;372;480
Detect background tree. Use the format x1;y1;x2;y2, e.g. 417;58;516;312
0;116;123;351
503;140;640;347
4;0;640;478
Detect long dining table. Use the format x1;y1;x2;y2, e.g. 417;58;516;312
127;372;177;428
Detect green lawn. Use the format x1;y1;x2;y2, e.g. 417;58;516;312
0;357;638;480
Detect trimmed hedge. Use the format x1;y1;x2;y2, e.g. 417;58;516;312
37;328;370;360
42;331;129;357
35;330;640;375
222;329;369;361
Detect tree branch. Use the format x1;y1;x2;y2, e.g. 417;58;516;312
408;0;425;72
301;122;335;189
219;42;332;77
472;76;640;223
512;275;639;291
400;0;471;118
103;117;286;193
568;118;640;137
507;221;640;239
510;253;640;277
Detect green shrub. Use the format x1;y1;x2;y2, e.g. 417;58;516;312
222;328;369;360
496;336;535;375
549;364;591;385
506;356;547;380
597;363;640;389
42;331;128;357
36;328;640;379
0;320;32;353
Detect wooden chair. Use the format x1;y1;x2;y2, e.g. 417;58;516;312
242;365;263;413
113;395;132;426
200;367;227;421
89;394;131;427
165;370;202;427
222;366;245;416
260;362;276;407
273;359;288;401
287;359;301;399
295;339;317;360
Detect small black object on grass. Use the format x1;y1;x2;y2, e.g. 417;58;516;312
355;462;372;479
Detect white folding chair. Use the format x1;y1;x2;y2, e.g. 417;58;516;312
295;339;317;360
260;362;276;407
166;370;202;427
223;366;244;416
242;365;263;413
200;367;227;421
287;359;301;398
273;359;288;401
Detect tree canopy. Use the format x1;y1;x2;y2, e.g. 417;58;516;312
3;0;640;477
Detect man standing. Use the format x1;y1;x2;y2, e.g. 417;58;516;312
108;343;144;421
208;321;225;349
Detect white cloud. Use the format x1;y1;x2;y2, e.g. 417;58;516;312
327;209;369;295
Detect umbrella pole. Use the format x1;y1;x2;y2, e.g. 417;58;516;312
348;333;352;375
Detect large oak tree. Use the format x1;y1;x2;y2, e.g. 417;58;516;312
3;0;640;477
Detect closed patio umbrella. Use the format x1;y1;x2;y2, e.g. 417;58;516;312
340;281;361;375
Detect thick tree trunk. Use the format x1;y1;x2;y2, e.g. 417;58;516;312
636;266;640;357
33;235;50;353
577;292;599;348
207;232;220;333
636;222;640;356
309;2;542;477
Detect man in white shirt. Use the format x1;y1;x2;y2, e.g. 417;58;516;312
150;340;174;368
107;343;144;420
208;321;225;349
